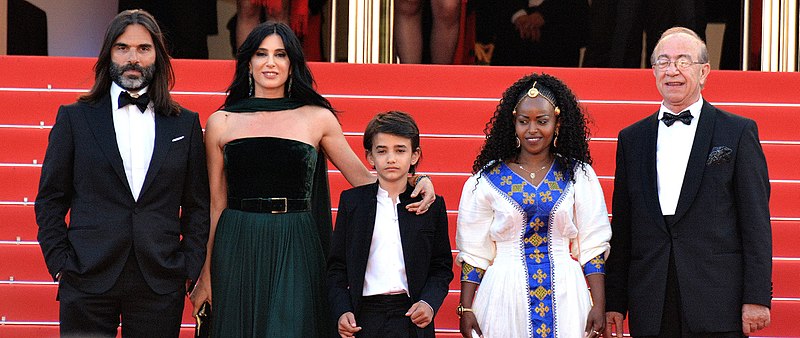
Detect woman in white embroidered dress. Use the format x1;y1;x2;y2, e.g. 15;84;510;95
456;73;611;338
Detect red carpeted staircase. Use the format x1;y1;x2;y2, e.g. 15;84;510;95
1;56;798;337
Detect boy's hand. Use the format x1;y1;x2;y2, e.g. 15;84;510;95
338;312;361;338
406;301;434;328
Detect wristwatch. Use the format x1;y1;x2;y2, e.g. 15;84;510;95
456;304;473;317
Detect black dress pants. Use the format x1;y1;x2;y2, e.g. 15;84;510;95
58;250;185;338
357;294;420;338
638;224;743;338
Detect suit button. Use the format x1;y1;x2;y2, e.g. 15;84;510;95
134;208;139;214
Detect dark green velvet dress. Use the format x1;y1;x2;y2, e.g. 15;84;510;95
210;99;334;337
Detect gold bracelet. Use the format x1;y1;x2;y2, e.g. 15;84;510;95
456;304;473;317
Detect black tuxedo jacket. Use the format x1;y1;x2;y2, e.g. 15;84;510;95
606;101;772;335
327;182;453;337
35;94;210;295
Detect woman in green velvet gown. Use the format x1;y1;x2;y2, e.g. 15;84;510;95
189;22;435;337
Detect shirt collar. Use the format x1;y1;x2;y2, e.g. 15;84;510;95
111;82;150;111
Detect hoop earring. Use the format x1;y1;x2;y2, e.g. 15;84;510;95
248;72;254;97
516;137;521;148
287;76;293;98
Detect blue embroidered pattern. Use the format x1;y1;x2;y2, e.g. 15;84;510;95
461;261;485;284
584;254;606;275
486;162;566;338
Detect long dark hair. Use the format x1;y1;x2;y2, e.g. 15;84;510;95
472;73;592;182
79;9;180;116
223;21;334;112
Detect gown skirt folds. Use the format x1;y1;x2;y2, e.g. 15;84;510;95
211;137;331;337
456;161;611;338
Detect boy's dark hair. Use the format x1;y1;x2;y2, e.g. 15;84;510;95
363;111;422;174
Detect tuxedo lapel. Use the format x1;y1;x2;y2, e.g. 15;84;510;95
139;113;177;198
672;101;717;223
641;112;668;230
83;94;132;195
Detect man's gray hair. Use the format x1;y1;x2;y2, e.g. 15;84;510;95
651;27;709;65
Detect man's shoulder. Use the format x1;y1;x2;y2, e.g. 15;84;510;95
705;103;755;127
172;106;199;120
60;97;105;112
618;112;656;138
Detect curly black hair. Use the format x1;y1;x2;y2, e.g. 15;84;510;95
472;73;592;182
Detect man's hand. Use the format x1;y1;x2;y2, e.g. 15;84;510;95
604;311;625;337
337;312;361;338
513;13;545;41
742;303;770;335
406;301;434;328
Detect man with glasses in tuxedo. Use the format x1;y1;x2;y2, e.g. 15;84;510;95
604;27;772;337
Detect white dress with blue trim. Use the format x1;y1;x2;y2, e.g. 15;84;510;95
456;161;611;338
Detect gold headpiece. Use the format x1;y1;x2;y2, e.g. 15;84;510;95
512;81;561;116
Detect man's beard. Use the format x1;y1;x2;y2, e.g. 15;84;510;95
110;62;155;91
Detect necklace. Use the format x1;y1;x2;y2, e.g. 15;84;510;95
515;159;552;180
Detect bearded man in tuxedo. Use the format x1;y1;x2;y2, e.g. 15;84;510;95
35;9;209;337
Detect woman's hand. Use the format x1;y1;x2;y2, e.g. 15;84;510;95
584;303;606;337
406;175;436;215
459;312;483;338
189;275;212;316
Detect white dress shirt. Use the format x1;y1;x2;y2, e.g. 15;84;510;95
111;83;155;201
362;186;409;296
656;97;704;215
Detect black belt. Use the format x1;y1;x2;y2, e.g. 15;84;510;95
228;197;310;214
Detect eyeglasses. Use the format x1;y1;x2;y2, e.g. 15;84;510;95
652;57;706;70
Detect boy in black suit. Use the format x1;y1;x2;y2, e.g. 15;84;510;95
327;111;453;338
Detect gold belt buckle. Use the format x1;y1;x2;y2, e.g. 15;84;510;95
270;197;288;214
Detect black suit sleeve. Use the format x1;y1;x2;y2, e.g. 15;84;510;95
735;120;772;307
327;190;354;320
35;106;75;280
605;130;632;315
178;112;210;282
418;197;454;314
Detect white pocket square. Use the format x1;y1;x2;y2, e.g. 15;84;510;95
171;136;185;142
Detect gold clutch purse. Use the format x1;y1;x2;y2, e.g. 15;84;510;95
194;301;211;337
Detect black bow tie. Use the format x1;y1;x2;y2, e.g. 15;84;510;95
661;110;693;127
118;91;150;113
